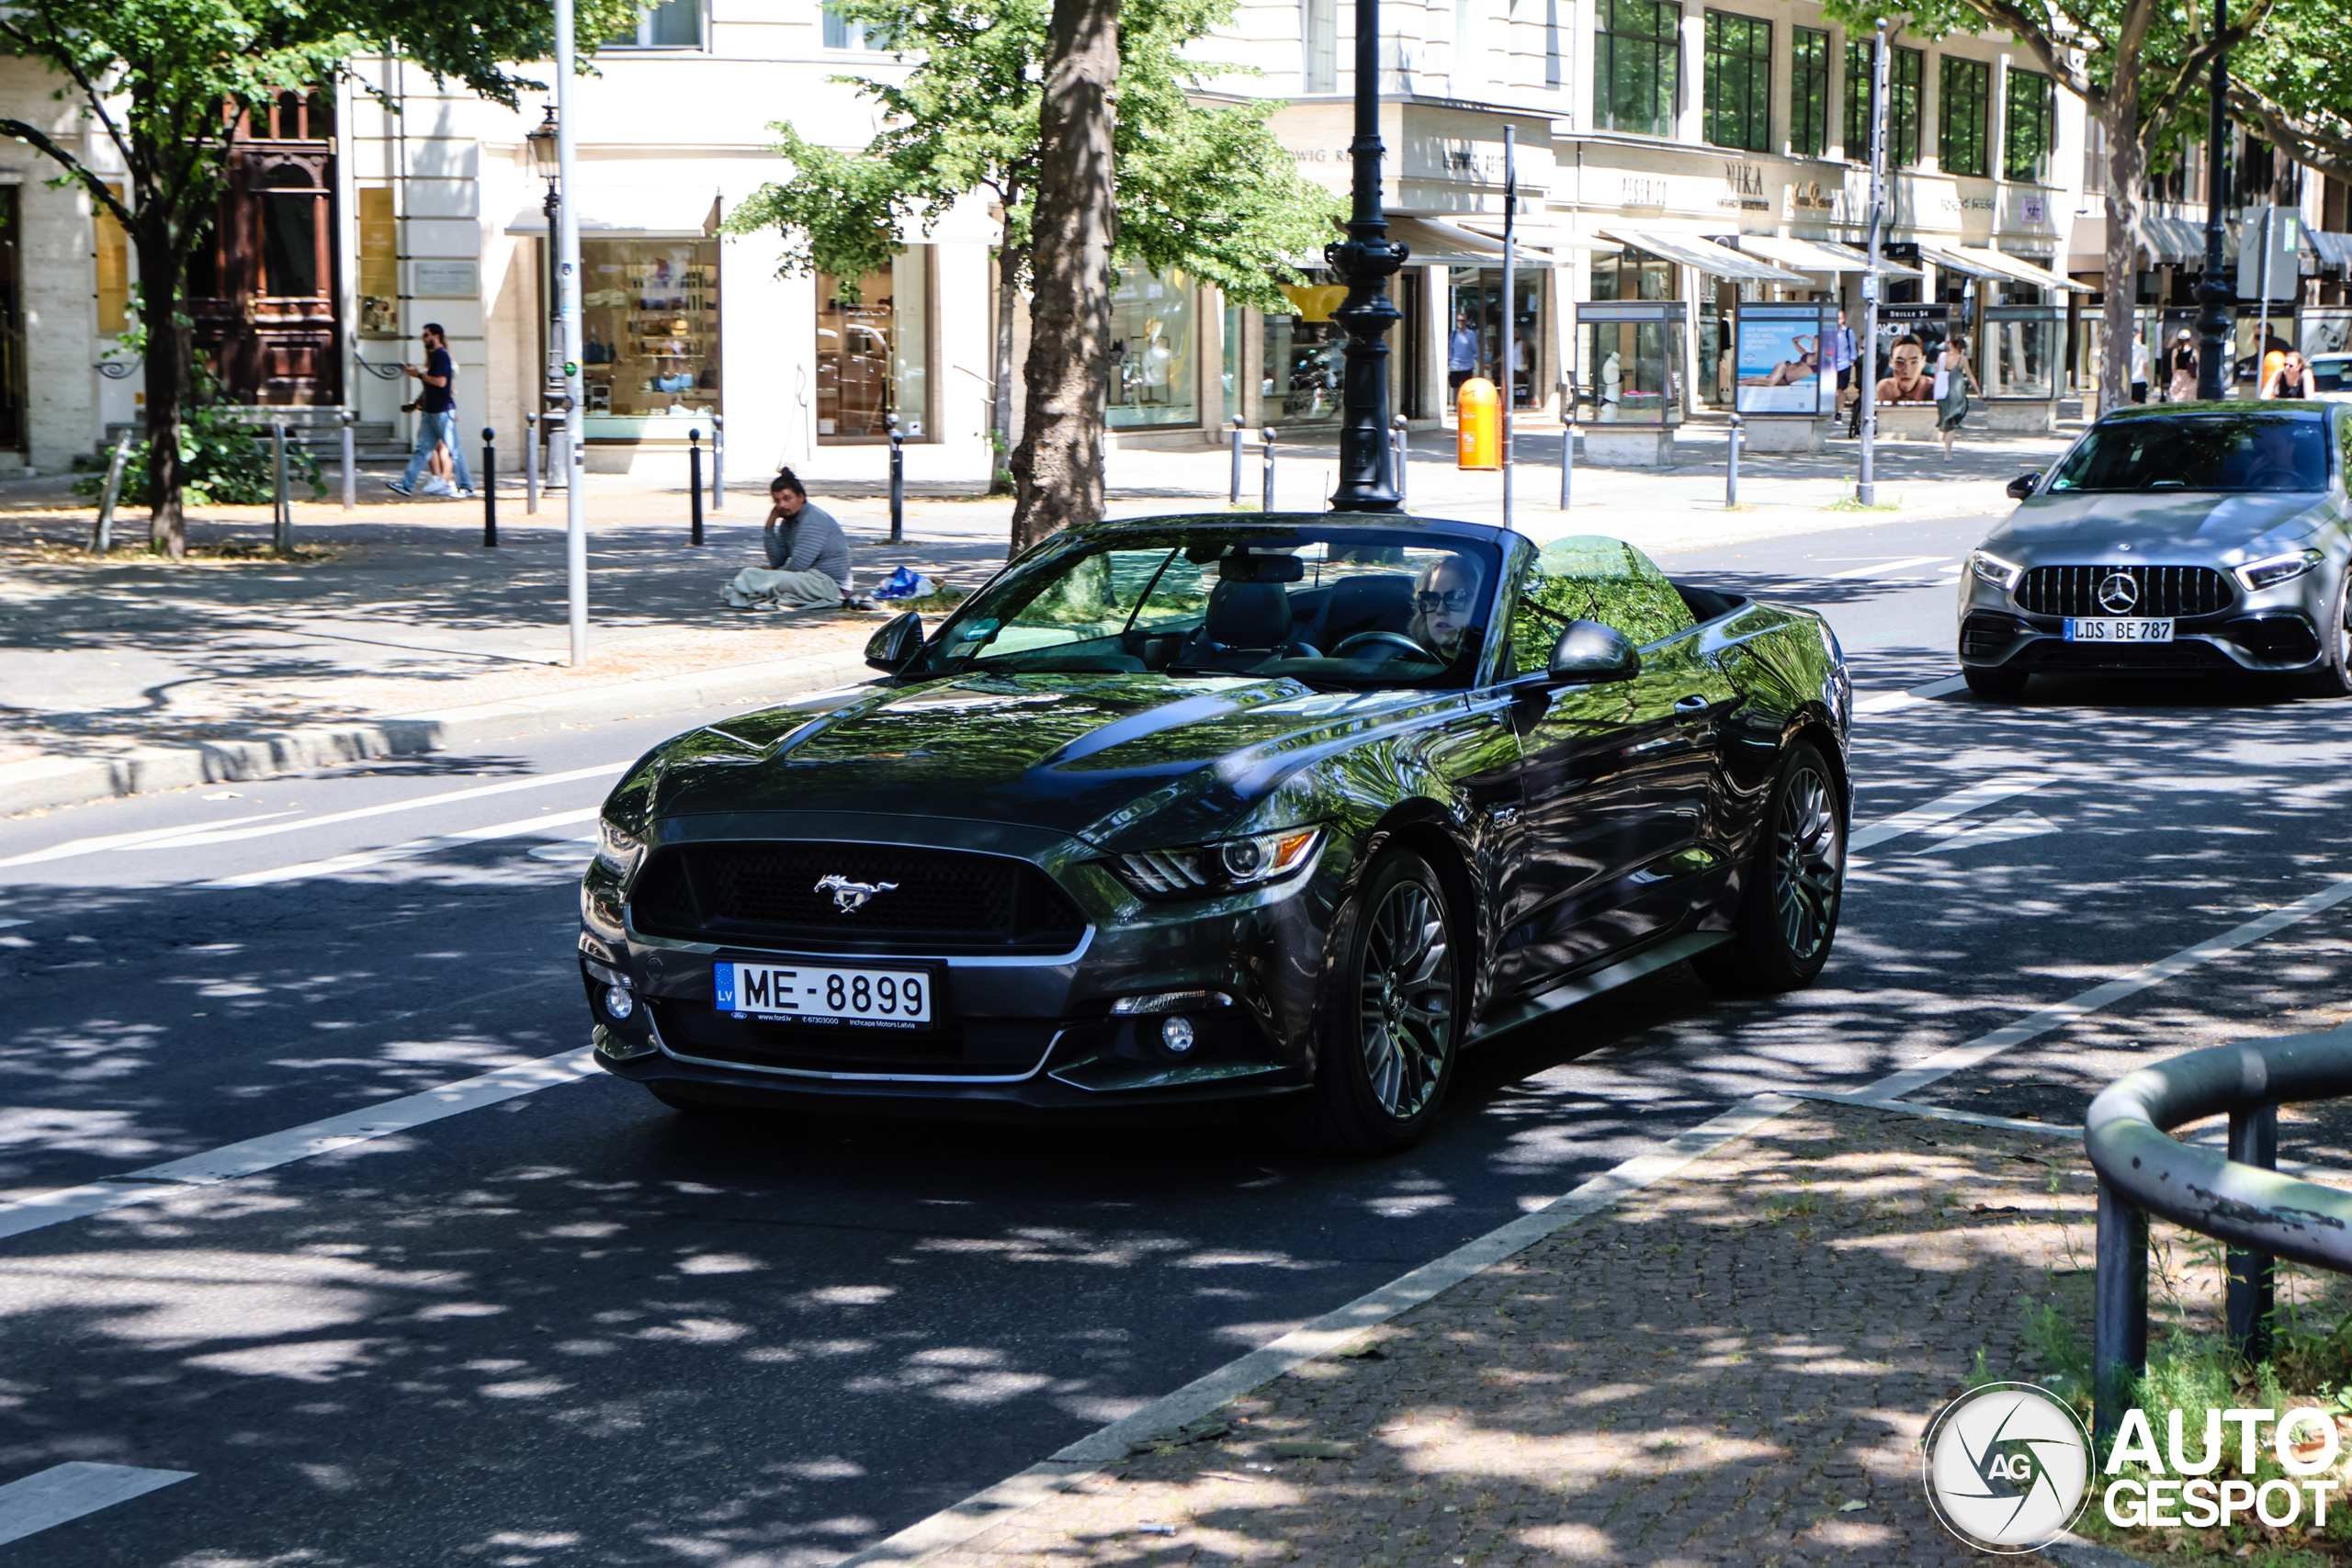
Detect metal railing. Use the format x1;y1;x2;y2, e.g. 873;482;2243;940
2085;1026;2352;1442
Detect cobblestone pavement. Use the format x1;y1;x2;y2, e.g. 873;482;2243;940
922;1104;2098;1567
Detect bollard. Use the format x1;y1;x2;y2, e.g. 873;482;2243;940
91;430;133;554
525;412;540;515
887;413;905;544
339;409;356;513
688;428;705;547
1560;416;1576;512
2093;1179;2151;1446
711;414;725;513
1726;413;1743;510
1391;414;1409;510
1228;416;1247;505
481;426;498;547
1261;426;1276;513
2225;1105;2279;1362
271;419;290;552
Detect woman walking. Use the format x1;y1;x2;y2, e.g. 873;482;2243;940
1936;332;1983;458
2166;330;2199;402
2262;350;2312;400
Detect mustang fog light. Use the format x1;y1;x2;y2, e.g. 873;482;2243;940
1159;1016;1196;1055
2235;547;2324;592
1969;549;2025;592
604;985;635;1021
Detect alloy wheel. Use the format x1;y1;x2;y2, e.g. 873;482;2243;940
1772;764;1843;963
1356;880;1454;1120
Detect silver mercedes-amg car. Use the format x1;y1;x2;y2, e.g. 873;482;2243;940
1960;401;2352;697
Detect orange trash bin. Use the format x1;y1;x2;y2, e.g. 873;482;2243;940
1456;378;1500;469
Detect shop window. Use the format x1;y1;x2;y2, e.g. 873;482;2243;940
580;239;721;439
1108;269;1198;429
1303;0;1337;92
2004;68;2053;183
1846;39;1921;167
1589;251;1676;302
1221;302;1241;427
1939;56;1991;177
611;0;700;46
1791;28;1829;159
1265;271;1345;423
1597;0;1679;139
1703;14;1771;155
1450;265;1543;406
816;249;929;443
94;184;129;336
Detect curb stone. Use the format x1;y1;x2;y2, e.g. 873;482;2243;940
0;647;874;818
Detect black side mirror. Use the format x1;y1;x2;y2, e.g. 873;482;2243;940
1547;620;1640;685
865;611;924;673
2007;471;2042;501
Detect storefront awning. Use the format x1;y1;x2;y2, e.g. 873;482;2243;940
1916;243;2094;294
2139;215;2206;265
1446;217;1622;254
505;192;724;240
2308;230;2352;271
1599;229;1810;286
1791;239;1923;279
1734;234;1873;275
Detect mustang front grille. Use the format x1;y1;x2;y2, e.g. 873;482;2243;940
2015;564;2233;619
630;843;1087;953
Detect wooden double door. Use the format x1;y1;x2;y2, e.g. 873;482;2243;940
187;92;342;405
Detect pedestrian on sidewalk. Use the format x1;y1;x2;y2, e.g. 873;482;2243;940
1446;310;1479;405
1935;332;1983;457
2130;328;2151;404
722;468;870;612
388;323;475;499
1825;308;1858;422
2167;329;2199;402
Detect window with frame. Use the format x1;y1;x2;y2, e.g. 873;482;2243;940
821;2;889;49
611;0;699;46
1598;0;1681;138
1791;28;1829;157
1939;55;1990;176
1703;13;1771;153
2004;68;2054;182
1844;39;1921;165
1303;0;1338;92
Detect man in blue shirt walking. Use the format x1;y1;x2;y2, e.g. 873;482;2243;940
388;323;475;498
1447;310;1481;405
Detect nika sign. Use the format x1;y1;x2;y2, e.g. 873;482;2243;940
1719;164;1771;211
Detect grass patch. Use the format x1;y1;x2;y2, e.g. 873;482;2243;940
1823;493;1902;513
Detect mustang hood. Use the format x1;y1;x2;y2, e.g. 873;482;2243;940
1994;492;2326;556
622;672;1452;844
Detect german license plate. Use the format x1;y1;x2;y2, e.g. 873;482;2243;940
714;962;933;1029
2063;617;2175;643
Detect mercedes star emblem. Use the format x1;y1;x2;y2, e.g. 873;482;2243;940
2096;571;2140;614
815;874;899;913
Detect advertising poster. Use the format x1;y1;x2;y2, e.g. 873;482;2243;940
1734;303;1836;415
1872;304;1951;405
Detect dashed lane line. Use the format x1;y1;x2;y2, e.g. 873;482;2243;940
199;807;603;887
0;1462;196;1547
1852;673;1969;714
1821;555;1950;581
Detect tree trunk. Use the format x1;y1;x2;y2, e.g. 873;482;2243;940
1007;0;1119;555
991;243;1027;496
2099;104;2147;419
133;230;190;559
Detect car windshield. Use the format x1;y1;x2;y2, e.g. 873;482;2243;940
2045;413;2332;493
915;525;1504;687
2312;359;2351;394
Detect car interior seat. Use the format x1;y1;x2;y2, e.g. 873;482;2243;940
1311;574;1417;650
1178;555;1320;669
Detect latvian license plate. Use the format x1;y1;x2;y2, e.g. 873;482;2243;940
714;962;933;1029
2063;617;2175;643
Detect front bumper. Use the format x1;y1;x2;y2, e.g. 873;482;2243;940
579;819;1339;1115
1956;566;2331;674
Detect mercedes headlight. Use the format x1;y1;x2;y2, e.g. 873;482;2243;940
2235;548;2324;592
594;818;645;878
1969;549;2025;592
1108;827;1323;899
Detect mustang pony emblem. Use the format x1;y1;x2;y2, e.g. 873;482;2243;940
815;874;899;913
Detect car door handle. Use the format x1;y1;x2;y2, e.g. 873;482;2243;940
1673;694;1710;714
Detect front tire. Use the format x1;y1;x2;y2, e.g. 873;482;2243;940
1271;847;1461;1156
1694;740;1846;994
2300;568;2352;697
1962;664;2029;699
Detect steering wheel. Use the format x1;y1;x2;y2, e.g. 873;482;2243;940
1332;630;1434;662
2245;465;2309;491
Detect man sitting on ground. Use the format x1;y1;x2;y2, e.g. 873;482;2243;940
723;469;871;611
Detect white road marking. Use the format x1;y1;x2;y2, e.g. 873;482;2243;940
1849;773;2044;852
1852;674;1969;714
0;814;301;871
0;1048;600;1243
0;919;26;931
1822;555;1949;581
118;761;628;852
200;807;602;887
0;1462;195;1546
1916;809;2061;852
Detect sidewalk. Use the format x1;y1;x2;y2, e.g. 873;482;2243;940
891;1100;2120;1567
0;425;2062;816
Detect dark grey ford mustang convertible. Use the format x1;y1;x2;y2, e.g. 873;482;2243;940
578;514;1851;1153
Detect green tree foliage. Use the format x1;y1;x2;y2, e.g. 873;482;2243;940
1822;0;2259;411
0;0;636;556
725;0;1340;496
2232;7;2352;186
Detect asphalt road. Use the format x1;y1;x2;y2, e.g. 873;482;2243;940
8;508;2352;1564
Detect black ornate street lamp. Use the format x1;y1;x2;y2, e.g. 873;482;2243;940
1327;0;1407;513
527;105;561;344
2195;0;2232;401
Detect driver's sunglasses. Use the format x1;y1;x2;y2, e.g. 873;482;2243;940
1416;589;1474;612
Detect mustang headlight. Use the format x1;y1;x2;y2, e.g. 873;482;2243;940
1108;827;1324;899
1969;549;2025;592
2235;548;2324;592
594;818;645;879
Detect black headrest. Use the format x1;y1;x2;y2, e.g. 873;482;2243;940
1204;581;1294;648
1218;553;1306;583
